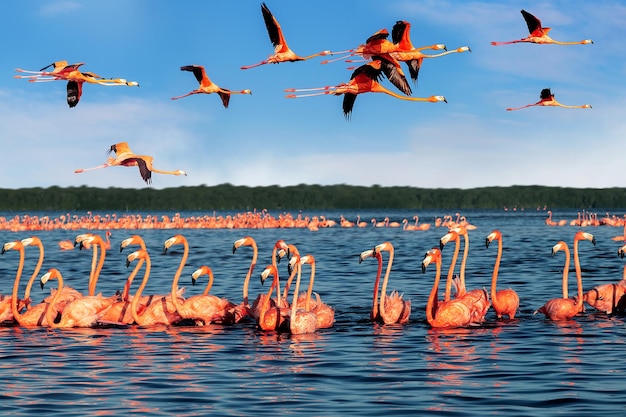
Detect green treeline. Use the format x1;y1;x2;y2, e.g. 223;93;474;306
0;184;625;211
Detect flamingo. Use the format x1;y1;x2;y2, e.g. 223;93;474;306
257;265;289;331
391;20;448;54
491;9;593;46
534;231;595;320
1;240;47;326
583;243;626;314
74;141;187;184
171;65;251;106
286;60;446;119
440;226;491;323
421;247;472;328
506;88;591;111
231;236;259;322
390;42;471;86
486;230;520;319
240;2;332;69
285;254;317;335
58;239;75;250
169;265;236;326
359;241;411;324
296;254;334;329
128;247;184;327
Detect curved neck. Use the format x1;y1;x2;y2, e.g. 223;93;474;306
242;242;257;306
290;263;303;326
562;246;571;298
46;273;64;328
378;247;395;323
305;261;315;311
371;252;383;320
573;240;584;308
490;236;503;304
444;238;460;301
259;270;279;328
426;258;442;325
23;242;45;307
11;247;26;323
122;258;145;301
170;240;189;314
131;255;151;325
201;270;214;296
89;241;106;296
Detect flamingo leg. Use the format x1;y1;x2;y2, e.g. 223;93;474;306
74;163;111;174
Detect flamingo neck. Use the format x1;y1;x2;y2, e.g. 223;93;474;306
89;241;106;296
11;247;26;323
170;240;189;314
305;262;315;312
46;273;64;328
426;259;442;325
371;252;383;320
23;242;45;308
378;248;394;323
573;240;583;308
131;255;151;326
490;237;503;304
242;244;257;306
562;246;571;299
445;238;460;301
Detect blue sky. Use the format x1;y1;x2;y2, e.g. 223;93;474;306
1;0;623;190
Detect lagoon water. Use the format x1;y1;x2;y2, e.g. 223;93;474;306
1;209;625;416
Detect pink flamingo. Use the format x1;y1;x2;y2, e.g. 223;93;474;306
359;241;411;324
285;253;317;335
534;231;595;320
257;265;289;331
486;230;520;319
583;243;626;314
421;247;472;328
491;9;593;46
128;248;184;327
293;254;335;329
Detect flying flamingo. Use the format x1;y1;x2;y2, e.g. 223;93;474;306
506;88;591;111
491;9;593;46
440;226;491;323
359;241;411;324
534;231;595;320
583;243;626;314
171;65;251;107
240;2;332;70
74;141;188;184
421;247;472;329
257;264;289;331
391;20;448;54
286;60;446;119
486;230;520;319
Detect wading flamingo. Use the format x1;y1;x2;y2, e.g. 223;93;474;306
129;247;184;327
285;253;317;335
286;60;446;119
1;240;47;326
421;247;472;328
241;2;332;69
491;9;593;46
171;65;251;106
534;231;595;320
506;88;591;111
583;243;626;314
292;254;334;329
74;141;187;184
232;236;259;322
169;265;237;325
440;226;490;323
257;265;289;331
359;241;411;324
486;230;520;319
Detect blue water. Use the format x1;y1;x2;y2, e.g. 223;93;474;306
1;209;626;416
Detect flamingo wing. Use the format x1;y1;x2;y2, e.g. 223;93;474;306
521;9;543;36
391;21;409;45
126;157;152;184
180;65;206;85
375;56;411;96
540;88;553;100
261;2;287;52
217;90;231;108
342;93;357;119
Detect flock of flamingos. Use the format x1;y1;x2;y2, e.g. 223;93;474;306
2;5;605;333
15;5;594;185
1;207;625;334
